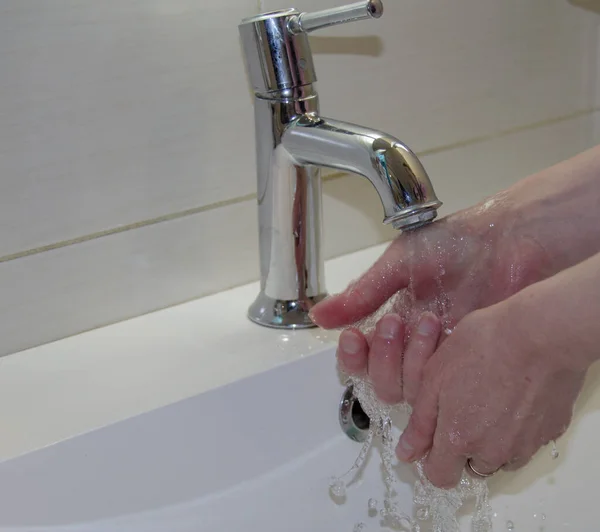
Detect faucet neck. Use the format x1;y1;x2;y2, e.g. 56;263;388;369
247;91;327;329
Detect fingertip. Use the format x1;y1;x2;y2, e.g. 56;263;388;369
415;311;442;338
396;433;417;462
403;313;442;406
423;452;465;489
375;313;404;340
309;296;343;328
396;425;430;463
337;328;369;374
312;245;410;328
369;314;405;404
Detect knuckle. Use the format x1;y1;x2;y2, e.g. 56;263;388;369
408;415;433;443
479;448;511;468
446;436;470;456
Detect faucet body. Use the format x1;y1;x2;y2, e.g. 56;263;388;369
239;3;442;329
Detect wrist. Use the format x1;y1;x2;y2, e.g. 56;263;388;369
503;145;600;275
503;277;594;372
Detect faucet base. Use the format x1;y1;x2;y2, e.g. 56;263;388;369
248;292;328;329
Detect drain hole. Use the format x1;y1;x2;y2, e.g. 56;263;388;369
339;384;371;442
352;400;370;431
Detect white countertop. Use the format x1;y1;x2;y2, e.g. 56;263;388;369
0;242;388;463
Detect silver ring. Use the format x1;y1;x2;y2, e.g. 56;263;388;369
466;458;500;478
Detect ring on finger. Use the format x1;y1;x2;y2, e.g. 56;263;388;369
466;458;502;478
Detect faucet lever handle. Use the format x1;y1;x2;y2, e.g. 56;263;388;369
288;0;383;34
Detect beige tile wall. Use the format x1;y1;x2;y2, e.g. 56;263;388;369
1;0;598;356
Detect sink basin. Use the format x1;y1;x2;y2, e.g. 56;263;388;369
0;348;598;531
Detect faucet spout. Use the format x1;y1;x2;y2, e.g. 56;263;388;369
283;115;442;230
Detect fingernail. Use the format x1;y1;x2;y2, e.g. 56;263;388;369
396;435;414;461
378;315;401;340
339;331;362;355
416;314;438;337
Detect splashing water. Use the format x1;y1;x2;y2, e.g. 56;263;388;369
330;373;493;531
330;238;494;531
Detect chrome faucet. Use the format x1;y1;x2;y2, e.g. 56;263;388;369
239;1;442;329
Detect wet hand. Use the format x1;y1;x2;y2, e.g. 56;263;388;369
310;194;551;403
338;311;442;404
396;301;587;488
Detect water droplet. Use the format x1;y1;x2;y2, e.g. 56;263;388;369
368;498;378;511
416;507;429;520
353;523;367;532
489;223;495;228
541;513;546;521
329;478;346;498
444;327;454;336
550;441;559;459
506;520;515;530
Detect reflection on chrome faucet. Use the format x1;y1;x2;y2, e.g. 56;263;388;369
239;1;442;329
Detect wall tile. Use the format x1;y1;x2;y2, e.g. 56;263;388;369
1;113;596;357
0;0;258;257
264;0;597;148
1;1;598;356
1;0;596;260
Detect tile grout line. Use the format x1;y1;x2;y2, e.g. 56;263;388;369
416;107;598;157
0;107;597;265
0;193;257;264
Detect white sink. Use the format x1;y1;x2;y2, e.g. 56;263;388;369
0;349;599;531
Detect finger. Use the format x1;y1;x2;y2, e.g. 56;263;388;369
337;328;369;376
424;443;467;489
396;373;440;462
403;312;442;406
309;241;409;329
368;314;405;404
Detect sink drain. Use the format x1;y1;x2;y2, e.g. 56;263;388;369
339;383;370;442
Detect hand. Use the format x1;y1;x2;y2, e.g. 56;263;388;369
311;195;552;403
396;299;587;488
311;146;600;405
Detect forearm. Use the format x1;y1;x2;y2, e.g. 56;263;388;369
507;251;600;370
503;144;600;273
